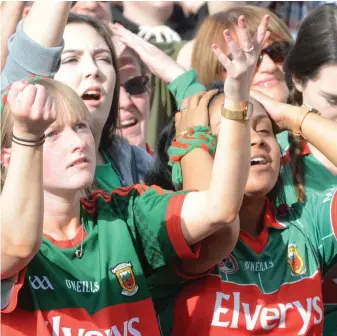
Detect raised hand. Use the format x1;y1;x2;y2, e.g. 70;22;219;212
250;89;298;132
109;23;186;83
212;15;270;104
175;90;218;136
6;81;56;140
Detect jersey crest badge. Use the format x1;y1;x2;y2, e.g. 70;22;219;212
111;262;138;296
287;244;306;276
218;254;239;274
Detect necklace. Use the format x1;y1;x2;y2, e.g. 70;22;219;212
73;230;84;258
56;225;85;259
72;226;84;259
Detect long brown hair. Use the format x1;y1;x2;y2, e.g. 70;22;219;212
284;4;337;202
192;5;293;88
67;13;120;151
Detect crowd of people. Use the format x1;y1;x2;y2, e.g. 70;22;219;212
1;1;337;335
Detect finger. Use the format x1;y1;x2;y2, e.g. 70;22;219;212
223;29;245;61
6;80;30;107
20;85;38;115
43;96;53;121
32;85;47;114
189;92;205;109
180;97;191;111
261;31;271;48
249;89;273;105
212;44;236;73
253;15;270;49
50;97;57;121
236;16;253;52
198;89;219;110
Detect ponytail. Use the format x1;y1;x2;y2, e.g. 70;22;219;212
287;132;306;203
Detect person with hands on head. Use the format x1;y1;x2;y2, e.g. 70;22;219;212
143;13;337;335
1;0;154;192
1;63;252;334
248;5;337;333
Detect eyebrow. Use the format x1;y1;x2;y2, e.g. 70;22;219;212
62;48;111;55
320;91;337;100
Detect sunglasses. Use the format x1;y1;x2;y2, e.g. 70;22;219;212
121;75;149;95
228;41;292;68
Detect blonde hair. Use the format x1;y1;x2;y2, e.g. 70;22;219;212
192;5;294;88
1;78;92;189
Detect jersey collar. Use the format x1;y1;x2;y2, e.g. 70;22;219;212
264;198;289;230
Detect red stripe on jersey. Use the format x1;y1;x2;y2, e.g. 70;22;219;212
166;194;201;260
281;140;311;166
240;228;269;255
2;268;27;313
2;298;161;336
239;199;285;254
43;225;87;248
81;185;165;213
331;191;337;238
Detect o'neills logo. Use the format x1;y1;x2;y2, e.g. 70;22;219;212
218;255;239;274
111;262;138;296
287;244;306;276
45;316;142;336
211;291;322;335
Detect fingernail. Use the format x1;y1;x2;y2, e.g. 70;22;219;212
241;17;246;23
224;30;230;37
212;44;218;49
22;80;28;84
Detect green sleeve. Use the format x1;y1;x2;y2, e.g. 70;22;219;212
305;188;337;274
123;186;200;270
168;69;206;109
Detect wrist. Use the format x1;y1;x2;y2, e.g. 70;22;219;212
12;126;45;142
167;65;186;83
281;106;299;130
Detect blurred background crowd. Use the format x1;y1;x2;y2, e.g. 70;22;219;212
2;1;336;150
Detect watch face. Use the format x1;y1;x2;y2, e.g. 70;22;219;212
246;102;253;119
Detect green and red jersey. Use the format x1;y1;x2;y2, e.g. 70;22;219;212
1;185;199;335
169;188;337;335
277;132;337;335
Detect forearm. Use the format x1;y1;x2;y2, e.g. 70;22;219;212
181;116;250;245
206;117;250;223
0;1;25;72
23;0;71;47
300;113;337;166
1;139;44;279
181;149;213;190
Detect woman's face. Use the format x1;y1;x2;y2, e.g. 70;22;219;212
54;23;116;144
222;34;290;103
250;40;289;103
42;119;96;195
296;64;337;122
209;94;281;197
117;49;150;148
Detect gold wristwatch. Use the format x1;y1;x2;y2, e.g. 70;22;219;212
221;102;253;120
292;104;321;138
